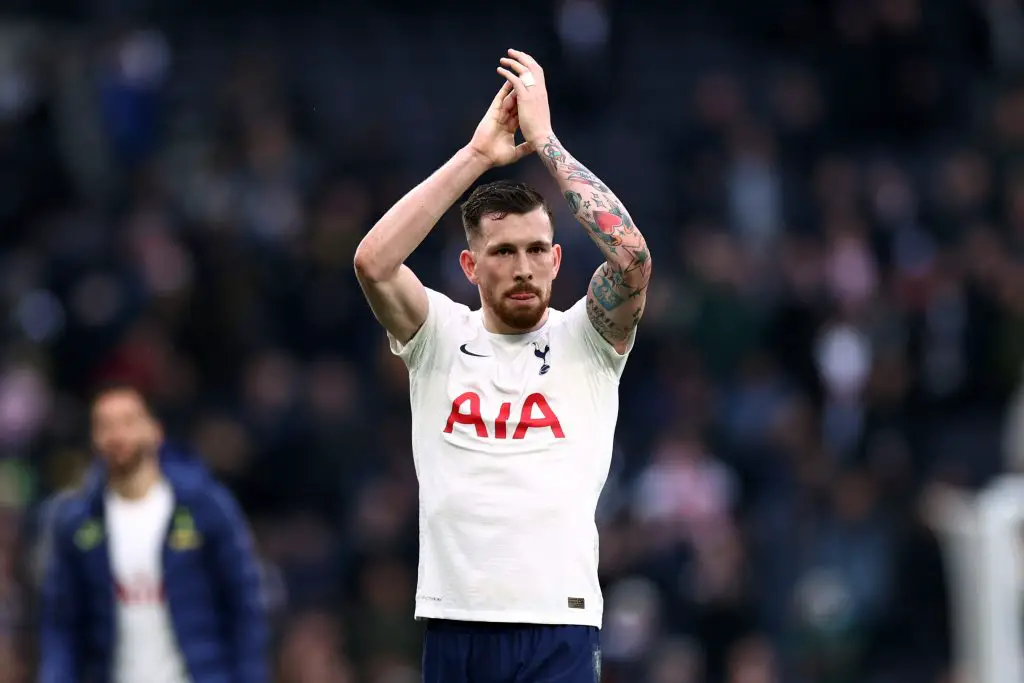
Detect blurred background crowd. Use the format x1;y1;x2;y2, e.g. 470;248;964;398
2;0;1023;681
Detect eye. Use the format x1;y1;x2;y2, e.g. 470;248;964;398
528;246;546;254
495;248;514;256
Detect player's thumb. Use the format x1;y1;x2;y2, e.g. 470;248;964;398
514;141;534;160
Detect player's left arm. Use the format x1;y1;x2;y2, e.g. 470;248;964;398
498;49;652;354
539;136;651;353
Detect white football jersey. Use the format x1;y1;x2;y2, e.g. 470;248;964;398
389;287;635;627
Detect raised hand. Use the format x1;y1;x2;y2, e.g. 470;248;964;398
497;49;554;147
468;80;534;168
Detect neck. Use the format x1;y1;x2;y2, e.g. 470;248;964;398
481;306;550;335
108;456;161;500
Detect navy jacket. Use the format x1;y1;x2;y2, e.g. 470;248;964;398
38;448;269;683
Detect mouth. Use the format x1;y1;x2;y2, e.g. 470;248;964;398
508;292;538;301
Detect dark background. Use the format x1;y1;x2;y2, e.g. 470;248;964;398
0;0;1018;681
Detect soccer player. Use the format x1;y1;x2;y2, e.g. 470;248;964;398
38;383;268;683
354;50;652;683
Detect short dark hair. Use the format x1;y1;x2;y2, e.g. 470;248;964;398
460;180;552;244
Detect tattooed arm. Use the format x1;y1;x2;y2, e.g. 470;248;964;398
494;48;651;352
538;135;652;353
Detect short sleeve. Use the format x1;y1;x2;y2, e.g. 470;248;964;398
388;288;463;370
563;296;637;379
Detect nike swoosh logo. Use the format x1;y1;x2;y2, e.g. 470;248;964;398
459;344;490;358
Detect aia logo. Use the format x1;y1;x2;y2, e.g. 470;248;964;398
115;574;166;605
443;391;565;439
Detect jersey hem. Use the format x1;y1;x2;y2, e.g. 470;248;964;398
414;604;602;628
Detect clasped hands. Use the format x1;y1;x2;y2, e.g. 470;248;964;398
468;49;554;168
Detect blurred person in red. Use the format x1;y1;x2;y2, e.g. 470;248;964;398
38;383;268;683
354;50;652;683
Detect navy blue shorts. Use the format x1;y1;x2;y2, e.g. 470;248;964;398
422;620;602;683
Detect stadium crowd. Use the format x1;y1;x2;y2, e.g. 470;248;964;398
0;0;1017;681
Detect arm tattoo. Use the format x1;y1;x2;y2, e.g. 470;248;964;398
539;135;652;346
586;265;645;343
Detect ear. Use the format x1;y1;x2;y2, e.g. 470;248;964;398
551;243;562;279
459;249;480;285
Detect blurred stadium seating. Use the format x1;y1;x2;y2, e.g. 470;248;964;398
3;1;1024;681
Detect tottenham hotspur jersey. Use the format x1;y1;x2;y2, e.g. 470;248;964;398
388;287;635;627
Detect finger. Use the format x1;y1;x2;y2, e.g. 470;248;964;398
508;49;541;72
499;57;530;76
514;141;535;161
505;112;520;133
488;80;514;111
495;105;516;126
497;94;517;125
500;90;517;113
497;66;526;93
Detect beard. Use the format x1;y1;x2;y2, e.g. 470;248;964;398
485;282;550;331
103;443;151;479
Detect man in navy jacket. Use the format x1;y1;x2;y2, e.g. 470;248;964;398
38;384;269;683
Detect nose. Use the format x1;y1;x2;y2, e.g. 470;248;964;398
513;252;533;281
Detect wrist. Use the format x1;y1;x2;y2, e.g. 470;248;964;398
459;145;495;172
528;129;556;147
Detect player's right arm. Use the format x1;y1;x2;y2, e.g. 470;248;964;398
354;81;533;343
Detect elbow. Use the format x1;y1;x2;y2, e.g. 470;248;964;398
633;250;653;287
353;229;405;283
353;243;390;283
614;251;652;288
352;246;374;280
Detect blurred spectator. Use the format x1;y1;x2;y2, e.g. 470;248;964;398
37;386;268;683
277;609;353;683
